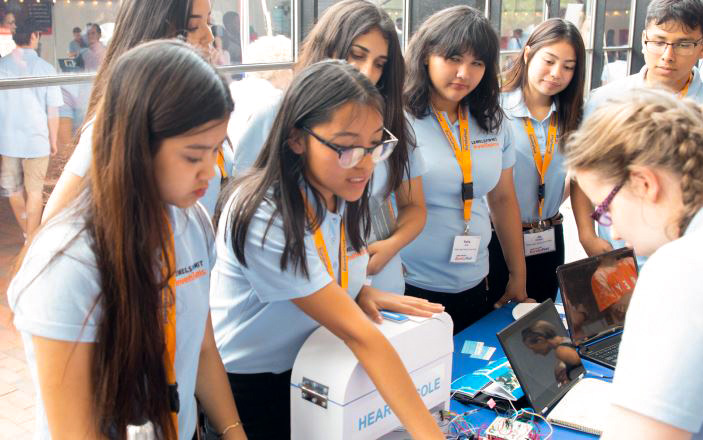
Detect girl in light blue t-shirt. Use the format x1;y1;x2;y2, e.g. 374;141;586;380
401;6;529;333
8;41;245;440
211;60;445;440
490;18;587;303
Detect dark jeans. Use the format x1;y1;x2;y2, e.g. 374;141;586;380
405;280;502;334
202;370;292;440
487;224;565;304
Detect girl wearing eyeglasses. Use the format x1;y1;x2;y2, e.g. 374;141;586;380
210;60;445;440
565;87;703;440
401;6;529;334
488;19;586;304
234;0;426;296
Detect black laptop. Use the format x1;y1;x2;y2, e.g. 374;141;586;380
556;248;638;368
497;300;610;434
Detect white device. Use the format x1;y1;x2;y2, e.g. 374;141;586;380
290;312;454;440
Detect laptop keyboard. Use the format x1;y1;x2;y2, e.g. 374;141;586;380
589;343;619;366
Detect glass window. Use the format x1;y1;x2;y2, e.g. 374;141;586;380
560;0;594;49
604;0;632;48
381;0;404;49
500;0;545;52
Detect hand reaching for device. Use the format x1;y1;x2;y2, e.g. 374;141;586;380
357;286;445;324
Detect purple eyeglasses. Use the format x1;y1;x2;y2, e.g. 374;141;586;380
590;182;623;226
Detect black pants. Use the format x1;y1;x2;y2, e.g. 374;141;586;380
487;224;565;304
204;370;292;440
405;280;503;335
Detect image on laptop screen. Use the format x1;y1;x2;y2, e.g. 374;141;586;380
498;300;585;413
558;248;637;344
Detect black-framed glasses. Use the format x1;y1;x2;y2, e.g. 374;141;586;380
590;182;624;227
301;126;398;169
643;33;703;56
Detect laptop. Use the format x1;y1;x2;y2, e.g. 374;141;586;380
497;300;611;435
557;248;638;368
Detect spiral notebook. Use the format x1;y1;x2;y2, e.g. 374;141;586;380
497;300;612;435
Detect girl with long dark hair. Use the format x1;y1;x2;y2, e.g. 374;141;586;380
43;0;229;219
211;60;444;439
487;18;587;303
233;0;425;295
9;41;245;440
401;6;530;334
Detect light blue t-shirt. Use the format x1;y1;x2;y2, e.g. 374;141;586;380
610;207;703;438
8;203;215;439
199;143;234;216
210;186;369;374
501;89;565;223
0;48;63;158
232;97;280;175
585;66;703;264
367;146;426;294
400;109;516;293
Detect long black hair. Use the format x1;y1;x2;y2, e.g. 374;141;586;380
404;5;503;133
297;0;410;198
220;60;384;277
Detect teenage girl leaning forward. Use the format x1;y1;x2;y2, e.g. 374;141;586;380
233;0;426;295
43;0;232;218
488;18;587;303
565;88;703;440
210;60;445;439
9;41;246;440
401;6;532;334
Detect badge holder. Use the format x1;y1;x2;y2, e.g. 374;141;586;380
450;183;481;264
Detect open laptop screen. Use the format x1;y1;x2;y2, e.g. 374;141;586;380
557;248;637;345
497;300;585;414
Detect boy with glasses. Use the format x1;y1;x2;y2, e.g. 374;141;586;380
572;0;703;260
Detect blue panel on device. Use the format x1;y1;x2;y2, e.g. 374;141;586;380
380;310;409;323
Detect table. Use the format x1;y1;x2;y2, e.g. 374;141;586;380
449;303;613;439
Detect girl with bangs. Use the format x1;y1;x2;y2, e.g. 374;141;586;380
8;41;245;439
233;0;426;296
488;18;587;303
402;5;530;334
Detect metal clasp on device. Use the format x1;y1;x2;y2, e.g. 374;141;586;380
300;377;329;409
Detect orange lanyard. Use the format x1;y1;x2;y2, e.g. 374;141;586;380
161;219;178;436
432;106;473;224
303;196;348;289
216;147;228;178
523;112;558;219
678;73;693;98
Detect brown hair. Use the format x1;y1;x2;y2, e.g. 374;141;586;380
15;40;232;439
564;88;703;236
502;18;586;139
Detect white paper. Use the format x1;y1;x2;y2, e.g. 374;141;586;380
450;235;481;263
524;227;557;256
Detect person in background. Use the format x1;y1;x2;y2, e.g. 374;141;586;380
228;35;292;145
402;6;530;334
0;19;62;239
571;0;703;259
490;18;586;303
79;23;106;72
508;28;524;50
211;24;231;66
43;0;218;221
233;0;426;297
564;87;703;440
68;26;85;58
211;59;444;440
1;11;16;34
222;11;242;67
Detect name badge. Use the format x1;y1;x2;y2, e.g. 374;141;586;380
450;235;481;263
523;227;556;256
